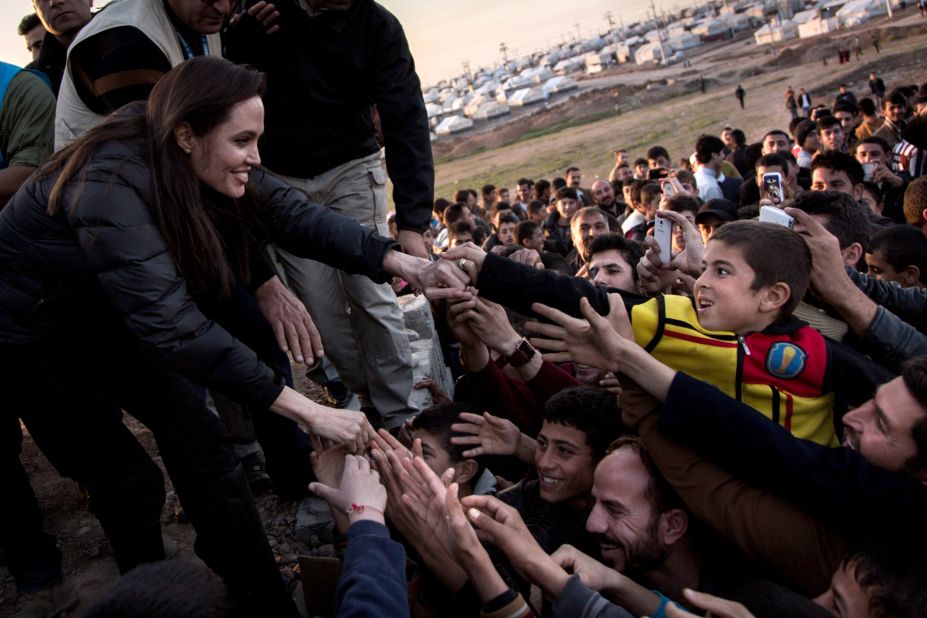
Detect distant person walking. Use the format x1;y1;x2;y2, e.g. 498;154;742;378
735;84;745;109
853;36;863;60
838;42;850;64
785;86;799;120
871;31;881;53
798;87;812;117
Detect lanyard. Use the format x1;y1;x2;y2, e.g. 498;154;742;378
176;32;209;60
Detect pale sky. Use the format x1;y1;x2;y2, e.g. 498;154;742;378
0;0;689;85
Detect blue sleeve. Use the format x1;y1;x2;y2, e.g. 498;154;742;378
336;520;409;618
658;373;927;530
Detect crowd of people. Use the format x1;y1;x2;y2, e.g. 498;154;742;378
3;1;927;618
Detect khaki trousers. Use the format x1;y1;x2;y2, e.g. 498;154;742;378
273;152;415;427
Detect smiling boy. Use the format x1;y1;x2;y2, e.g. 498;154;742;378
496;386;626;555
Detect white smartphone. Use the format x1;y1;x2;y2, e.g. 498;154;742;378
662;180;676;197
653;216;673;264
862;162;877;182
759;205;794;229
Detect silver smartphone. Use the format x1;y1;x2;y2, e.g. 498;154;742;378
759;205;794;229
653;216;673;263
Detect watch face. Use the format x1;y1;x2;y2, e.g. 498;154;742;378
509;339;536;367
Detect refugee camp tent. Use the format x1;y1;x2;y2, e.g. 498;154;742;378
836;0;887;27
541;76;579;94
467;101;511;120
507;87;548;107
435;115;473;135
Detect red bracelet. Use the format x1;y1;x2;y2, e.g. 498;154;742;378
344;503;383;515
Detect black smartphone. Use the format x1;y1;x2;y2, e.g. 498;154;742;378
647;168;669;180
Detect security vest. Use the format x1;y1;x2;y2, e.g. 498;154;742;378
631;295;837;447
55;0;222;149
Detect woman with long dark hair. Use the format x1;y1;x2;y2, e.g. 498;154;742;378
0;57;463;615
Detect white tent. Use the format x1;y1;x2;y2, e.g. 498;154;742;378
634;41;666;64
665;32;702;51
425;103;444;119
542;76;578;94
584;50;616;74
553;56;585;75
836;0;887;27
474;80;502;96
754;21;798;45
798;17;840;38
692;18;731;42
507;86;548;107
435;115;473;135
467;101;511;120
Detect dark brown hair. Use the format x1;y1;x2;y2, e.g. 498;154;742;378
709;220;811;318
43;57;266;298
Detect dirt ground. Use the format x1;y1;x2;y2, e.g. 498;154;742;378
3;9;927;618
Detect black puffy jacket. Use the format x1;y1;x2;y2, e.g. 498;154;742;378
0;138;395;409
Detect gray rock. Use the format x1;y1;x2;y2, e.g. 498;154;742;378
295;497;332;546
398;295;433;341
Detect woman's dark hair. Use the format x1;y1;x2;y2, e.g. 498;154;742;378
44;57;267;298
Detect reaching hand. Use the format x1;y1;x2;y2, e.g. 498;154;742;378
413;378;453;405
784;207;852;305
254;276;323;365
382;250;469;300
400;457;511;603
446;292;484;348
459;494;551;582
442;242;489;282
309;434;349;489
551;545;621;593
464;298;522;357
450;412;521;457
306;406;374;454
398;229;430;259
399;457;460;554
656;210;704;277
508;248;545;269
637;236;682;295
309;454;386;525
525;294;631;372
664;589;755;618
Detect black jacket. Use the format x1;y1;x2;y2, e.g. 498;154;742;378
224;0;433;233
0;138;395;409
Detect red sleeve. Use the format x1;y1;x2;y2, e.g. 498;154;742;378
466;360;579;434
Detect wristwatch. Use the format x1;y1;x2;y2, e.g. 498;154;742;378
505;338;536;368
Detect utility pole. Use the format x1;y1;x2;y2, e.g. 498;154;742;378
574;22;582;42
651;0;667;65
605;11;615;30
499;42;509;62
462;61;471;82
